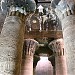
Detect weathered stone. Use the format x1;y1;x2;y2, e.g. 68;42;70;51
62;15;75;75
0;16;25;75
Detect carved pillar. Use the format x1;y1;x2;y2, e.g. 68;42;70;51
59;1;75;74
55;0;75;74
49;39;67;75
0;8;25;75
62;15;75;75
21;39;39;75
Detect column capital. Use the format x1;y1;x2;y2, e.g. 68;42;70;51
55;0;75;19
25;39;39;56
49;38;64;56
8;6;26;22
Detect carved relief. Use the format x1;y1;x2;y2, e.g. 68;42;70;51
49;39;64;56
25;39;39;56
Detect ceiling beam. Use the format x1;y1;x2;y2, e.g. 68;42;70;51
24;30;63;39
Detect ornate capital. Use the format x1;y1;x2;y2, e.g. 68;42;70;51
55;0;75;19
49;38;64;56
25;39;39;56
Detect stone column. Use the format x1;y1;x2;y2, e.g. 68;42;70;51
55;0;75;74
59;1;75;74
49;39;67;75
0;10;25;75
62;15;75;75
21;39;39;75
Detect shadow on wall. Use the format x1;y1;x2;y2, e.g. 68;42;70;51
0;12;6;33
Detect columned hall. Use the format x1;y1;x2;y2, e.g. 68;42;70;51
0;0;75;75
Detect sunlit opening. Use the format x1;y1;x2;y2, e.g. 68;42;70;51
40;56;48;61
35;55;53;75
